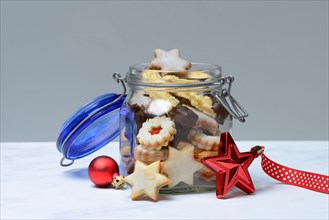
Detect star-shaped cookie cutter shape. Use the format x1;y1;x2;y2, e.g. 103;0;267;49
124;160;171;201
148;49;192;71
163;146;203;188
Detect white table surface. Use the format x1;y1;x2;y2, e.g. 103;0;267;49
1;141;328;219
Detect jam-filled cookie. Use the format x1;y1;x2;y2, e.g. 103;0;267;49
137;116;176;150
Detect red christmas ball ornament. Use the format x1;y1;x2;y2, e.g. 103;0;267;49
88;156;119;188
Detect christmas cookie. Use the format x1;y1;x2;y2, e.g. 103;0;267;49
172;92;216;117
142;70;197;84
169;123;191;148
124;160;171;201
187;129;220;151
162;74;197;83
209;95;230;125
130;104;148;134
134;145;169;163
137;116;176;150
148;49;192;71
147;99;173;116
121;145;131;158
146;90;180;107
176;141;194;150
168;104;198;128
186;71;211;80
121;145;134;174
120;128;129;142
112;175;125;189
163;146;203;188
194;149;218;161
184;105;219;135
193;149;218;181
199;166;216;182
142;70;164;82
129;91;151;109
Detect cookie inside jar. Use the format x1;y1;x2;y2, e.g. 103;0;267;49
119;49;232;193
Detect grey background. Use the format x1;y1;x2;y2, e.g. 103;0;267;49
1;1;328;142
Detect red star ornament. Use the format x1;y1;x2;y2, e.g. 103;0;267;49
201;132;263;199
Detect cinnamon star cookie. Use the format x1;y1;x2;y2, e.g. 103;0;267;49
148;49;192;71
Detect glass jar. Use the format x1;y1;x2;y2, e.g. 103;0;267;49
117;63;247;193
56;62;247;192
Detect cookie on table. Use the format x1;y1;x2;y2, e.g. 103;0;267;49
124;160;171;201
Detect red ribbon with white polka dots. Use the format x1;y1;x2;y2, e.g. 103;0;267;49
261;153;329;194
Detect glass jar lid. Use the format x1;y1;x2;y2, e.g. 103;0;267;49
56;93;126;165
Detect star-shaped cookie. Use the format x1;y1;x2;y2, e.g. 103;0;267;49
163;146;203;188
148;49;192;71
124;160;171;201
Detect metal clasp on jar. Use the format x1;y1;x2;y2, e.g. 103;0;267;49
215;76;248;123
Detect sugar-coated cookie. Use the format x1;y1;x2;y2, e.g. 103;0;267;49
163;146;203;188
129;91;151;109
147;99;173;116
148;49;192;71
124;160;171;201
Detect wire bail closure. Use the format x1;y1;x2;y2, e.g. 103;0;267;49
112;72;127;95
60;157;74;167
215;76;248;123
